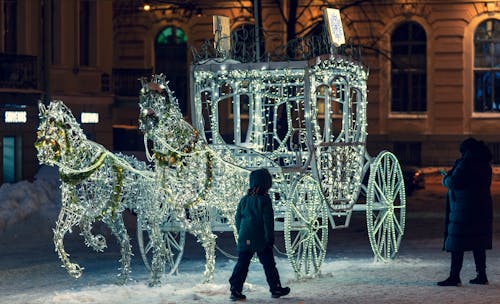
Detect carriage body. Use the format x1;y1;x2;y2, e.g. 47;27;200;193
136;55;406;280
188;55;406;277
191;56;368;227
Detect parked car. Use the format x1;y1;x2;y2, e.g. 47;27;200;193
403;166;425;195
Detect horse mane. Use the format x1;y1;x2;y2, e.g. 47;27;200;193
44;100;87;140
139;74;183;121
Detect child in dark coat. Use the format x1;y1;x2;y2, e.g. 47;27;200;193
229;168;290;301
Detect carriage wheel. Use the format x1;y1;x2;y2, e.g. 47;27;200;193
366;151;406;262
284;175;329;278
137;215;186;275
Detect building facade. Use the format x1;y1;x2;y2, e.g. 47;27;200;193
1;0;500;183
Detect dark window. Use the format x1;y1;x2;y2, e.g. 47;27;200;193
79;0;96;66
394;142;421;166
485;142;500;164
113;128;145;151
304;22;330;57
155;26;188;115
51;0;55;64
391;22;427;112
4;0;17;53
474;19;500;112
79;0;90;66
231;24;265;62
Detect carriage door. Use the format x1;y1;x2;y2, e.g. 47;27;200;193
155;26;188;116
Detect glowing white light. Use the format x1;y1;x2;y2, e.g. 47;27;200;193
34;50;407;287
81;112;99;123
5;111;27;123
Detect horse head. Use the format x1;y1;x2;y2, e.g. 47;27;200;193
138;74;182;136
35;100;86;165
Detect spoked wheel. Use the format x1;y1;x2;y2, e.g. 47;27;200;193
284;175;329;279
366;151;406;262
137;214;186;275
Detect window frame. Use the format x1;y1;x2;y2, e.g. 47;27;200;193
472;18;500;114
390;21;428;114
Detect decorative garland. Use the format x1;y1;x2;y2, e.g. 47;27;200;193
59;153;107;185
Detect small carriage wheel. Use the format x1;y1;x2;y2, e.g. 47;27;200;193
284;175;329;278
366;151;406;262
137;214;186;275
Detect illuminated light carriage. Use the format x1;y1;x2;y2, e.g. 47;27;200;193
137;53;407;280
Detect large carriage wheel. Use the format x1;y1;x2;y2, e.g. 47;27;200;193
284;175;329;278
366;151;406;262
137;214;186;275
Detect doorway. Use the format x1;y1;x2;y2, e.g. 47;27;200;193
155;26;188;116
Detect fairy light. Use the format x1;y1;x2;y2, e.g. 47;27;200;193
138;75;249;283
35;50;406;286
188;54;405;277
36;100;168;286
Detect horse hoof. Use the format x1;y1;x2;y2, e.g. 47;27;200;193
148;279;162;287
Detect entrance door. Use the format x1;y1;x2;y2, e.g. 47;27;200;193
155;26;188;115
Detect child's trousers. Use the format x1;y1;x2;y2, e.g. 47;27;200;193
229;245;281;293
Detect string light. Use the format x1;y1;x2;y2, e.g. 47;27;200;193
36;100;168;286
35;52;406;286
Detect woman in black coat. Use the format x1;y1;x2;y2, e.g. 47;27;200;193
437;138;493;286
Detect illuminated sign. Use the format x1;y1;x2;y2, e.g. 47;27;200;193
81;112;99;124
213;15;231;54
5;111;27;123
323;8;345;47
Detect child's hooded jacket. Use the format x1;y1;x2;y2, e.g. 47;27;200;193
235;169;274;252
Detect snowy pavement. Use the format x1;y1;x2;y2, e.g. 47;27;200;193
1;168;500;303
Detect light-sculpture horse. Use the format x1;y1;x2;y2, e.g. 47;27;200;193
35;100;168;286
138;75;248;282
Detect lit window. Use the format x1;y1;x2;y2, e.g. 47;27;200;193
81;112;99;123
156;26;187;45
5;111;27;123
474;19;500;112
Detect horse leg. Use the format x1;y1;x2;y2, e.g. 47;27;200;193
53;203;84;278
147;220;167;287
201;230;217;283
189;220;217;283
104;213;132;285
79;215;107;252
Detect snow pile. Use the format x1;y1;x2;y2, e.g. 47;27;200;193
0;166;60;237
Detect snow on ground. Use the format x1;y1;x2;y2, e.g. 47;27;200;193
1;168;500;303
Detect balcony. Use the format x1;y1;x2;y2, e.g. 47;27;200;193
0;54;38;90
113;68;153;97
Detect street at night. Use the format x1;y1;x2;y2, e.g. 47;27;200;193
2;1;500;303
1;169;500;303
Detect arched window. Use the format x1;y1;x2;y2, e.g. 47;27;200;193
474;19;500;112
155;26;188;115
391;22;427;112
